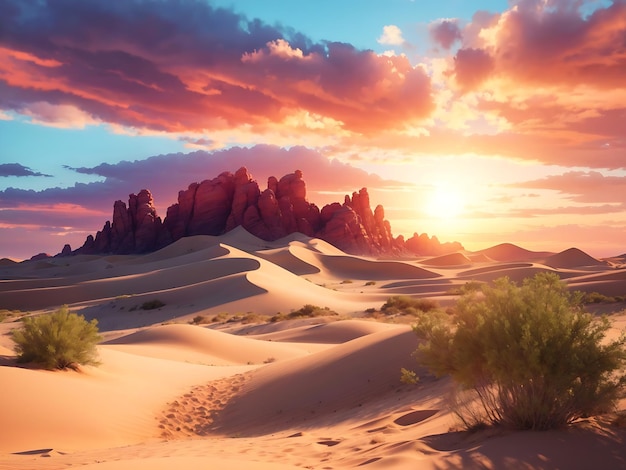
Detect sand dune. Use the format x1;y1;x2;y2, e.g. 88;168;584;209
422;252;472;267
476;243;553;262
103;323;313;365
249;319;397;344
1;231;626;469
185;326;420;436
544;247;611;269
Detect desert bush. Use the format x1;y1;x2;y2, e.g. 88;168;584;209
11;306;102;370
191;315;211;325
270;304;338;322
581;292;626;304
447;280;485;296
242;312;265;324
400;367;419;385
413;273;626;430
365;281;377;286
381;296;439;315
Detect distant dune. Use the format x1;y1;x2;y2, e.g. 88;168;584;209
476;243;553;262
1;230;625;469
422;252;472;267
543;247;610;269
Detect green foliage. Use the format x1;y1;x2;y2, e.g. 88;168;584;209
447;280;485;296
381;296;439;316
191;315;211;325
270;304;338;322
581;291;626;304
0;309;27;323
10;306;102;370
400;367;419;385
413;273;626;430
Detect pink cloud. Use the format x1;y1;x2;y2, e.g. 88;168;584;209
453;1;626;89
511;171;626;204
0;0;433;134
430;19;462;49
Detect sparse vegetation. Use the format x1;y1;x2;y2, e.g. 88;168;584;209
0;309;25;323
412;273;626;431
10;306;102;370
241;312;266;324
211;312;229;323
270;304;338;322
400;367;418;385
191;315;211;325
340;280;353;284
381;295;439;316
365;281;376;286
446;280;485;296
582;291;626;304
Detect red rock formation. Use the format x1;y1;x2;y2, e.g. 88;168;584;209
76;167;463;257
404;232;463;256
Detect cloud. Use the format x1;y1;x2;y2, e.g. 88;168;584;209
511;171;626;204
429;19;462;49
452;47;494;90
377;25;405;45
22;102;100;128
0;163;52;177
0;1;432;135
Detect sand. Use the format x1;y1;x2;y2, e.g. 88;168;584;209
1;231;625;469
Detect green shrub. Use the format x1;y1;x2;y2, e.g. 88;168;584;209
400;367;419;385
191;315;210;325
413;273;626;431
381;296;439;315
270;304;338;322
10;306;102;370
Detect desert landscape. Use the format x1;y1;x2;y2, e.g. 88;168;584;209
2;0;626;468
1;227;626;469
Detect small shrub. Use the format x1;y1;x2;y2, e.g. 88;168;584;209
191;315;210;325
413;273;626;431
400;367;419;385
365;281;376;286
10;306;102;370
211;312;229;323
582;291;620;304
341;279;353;284
270;304;338;322
381;296;439;315
140;299;165;310
242;312;265;324
447;280;485;296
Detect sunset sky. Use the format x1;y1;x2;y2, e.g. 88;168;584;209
1;0;625;260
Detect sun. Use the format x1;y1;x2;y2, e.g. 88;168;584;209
425;184;465;219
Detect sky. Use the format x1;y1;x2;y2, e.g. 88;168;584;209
1;0;625;260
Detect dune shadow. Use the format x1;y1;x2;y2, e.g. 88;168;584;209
12;448;53;455
393;409;438;426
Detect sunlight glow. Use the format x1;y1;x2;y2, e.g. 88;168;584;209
425;184;465;219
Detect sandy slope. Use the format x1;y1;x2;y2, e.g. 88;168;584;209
1;230;626;469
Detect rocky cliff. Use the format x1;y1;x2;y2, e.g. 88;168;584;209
76;167;462;257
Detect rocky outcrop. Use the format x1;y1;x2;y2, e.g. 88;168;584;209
401;232;464;256
76;167;463;257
